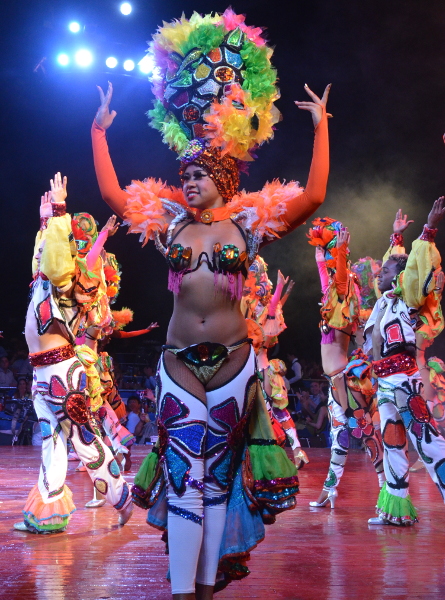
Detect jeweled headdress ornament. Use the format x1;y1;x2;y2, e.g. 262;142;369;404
146;8;281;199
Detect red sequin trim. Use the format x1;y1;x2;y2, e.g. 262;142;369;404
390;233;404;247
372;353;418;377
29;344;75;367
52;203;67;217
420;225;438;242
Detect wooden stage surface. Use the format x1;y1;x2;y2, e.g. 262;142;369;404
1;446;444;600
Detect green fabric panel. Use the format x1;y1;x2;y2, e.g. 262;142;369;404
249;444;297;481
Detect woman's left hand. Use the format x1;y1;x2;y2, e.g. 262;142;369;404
336;227;350;248
101;215;120;237
295;84;332;127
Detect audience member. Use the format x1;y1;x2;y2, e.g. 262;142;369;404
143;365;156;391
0;357;17;387
287;351;302;390
125;395;145;435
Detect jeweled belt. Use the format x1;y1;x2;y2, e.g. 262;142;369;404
372;352;418;378
29;344;75;367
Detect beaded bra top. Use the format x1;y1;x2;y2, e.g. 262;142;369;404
154;204;257;299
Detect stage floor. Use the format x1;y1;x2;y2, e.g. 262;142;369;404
1;446;444;600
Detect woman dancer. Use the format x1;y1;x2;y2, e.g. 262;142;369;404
92;9;329;599
308;220;384;508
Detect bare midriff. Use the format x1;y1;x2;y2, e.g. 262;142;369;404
321;325;353;375
166;220;248;348
25;302;70;354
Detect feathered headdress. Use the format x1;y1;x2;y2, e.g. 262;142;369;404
351;257;380;318
146;8;280;198
307;217;343;270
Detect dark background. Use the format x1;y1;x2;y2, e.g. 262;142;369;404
2;0;445;362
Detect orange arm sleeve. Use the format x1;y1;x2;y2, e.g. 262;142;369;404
334;244;348;297
111;329;152;339
282;114;329;232
91;120;128;219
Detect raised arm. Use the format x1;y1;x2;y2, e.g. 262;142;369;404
86;215;120;271
91;83;128;218
281;84;331;232
268;270;288;316
38;173;76;289
334;227;350;299
315;246;330;295
403;197;445;308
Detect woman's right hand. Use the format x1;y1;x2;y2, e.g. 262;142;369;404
95;82;117;130
393;208;414;234
315;246;325;263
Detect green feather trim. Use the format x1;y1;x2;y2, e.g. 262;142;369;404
376;482;418;524
179;24;226;57
249;444;297;482
147;100;167;131
134;451;159;491
162;119;189;153
241;40;277;102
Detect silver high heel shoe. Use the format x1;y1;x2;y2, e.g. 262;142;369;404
309;488;338;508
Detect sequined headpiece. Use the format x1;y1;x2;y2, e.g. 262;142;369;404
71;213;98;257
146;8;280;199
178;140;240;201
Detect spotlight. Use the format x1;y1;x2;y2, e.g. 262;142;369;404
75;49;93;67
57;53;70;67
68;22;81;33
138;55;154;74
123;59;135;71
120;3;132;15
106;57;118;69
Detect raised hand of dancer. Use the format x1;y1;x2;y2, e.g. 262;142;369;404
336;227;350;249
295;84;332;127
393;209;414;234
50;172;67;205
146;322;159;331
277;270;289;287
101;214;120;237
427;197;445;229
315;246;326;262
96;81;117;130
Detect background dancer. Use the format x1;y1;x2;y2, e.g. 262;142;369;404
91;9;330;599
365;198;445;525
307;220;385;509
14;173;132;534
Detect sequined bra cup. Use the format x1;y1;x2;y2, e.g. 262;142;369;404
157;218;250;299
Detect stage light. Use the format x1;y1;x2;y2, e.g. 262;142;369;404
68;22;81;33
120;3;132;15
75;49;93;67
138;55;154;74
57;53;70;67
123;59;135;71
106;57;118;69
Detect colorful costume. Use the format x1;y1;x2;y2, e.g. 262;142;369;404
308;218;384;494
21;209;131;533
364;226;445;524
92;8;329;593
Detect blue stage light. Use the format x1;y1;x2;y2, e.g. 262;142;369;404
123;59;135;71
138;55;154;74
120;3;132;15
68;22;81;33
57;53;70;67
106;57;118;69
75;49;93;67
